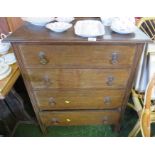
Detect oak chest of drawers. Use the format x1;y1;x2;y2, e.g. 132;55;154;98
4;18;151;133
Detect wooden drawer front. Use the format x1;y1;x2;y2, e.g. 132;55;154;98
34;89;125;110
27;69;130;89
19;45;136;68
39;110;120;126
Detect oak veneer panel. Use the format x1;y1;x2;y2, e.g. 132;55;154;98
39;110;120;126
34;89;125;110
27;68;131;89
19;44;136;68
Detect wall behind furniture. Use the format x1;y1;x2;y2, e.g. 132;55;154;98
0;17;24;34
0;18;10;34
6;17;24;32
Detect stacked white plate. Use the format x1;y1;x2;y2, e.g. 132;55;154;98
0;57;4;64
1;53;16;65
0;33;11;55
0;53;16;80
111;17;136;34
0;63;12;80
74;20;105;37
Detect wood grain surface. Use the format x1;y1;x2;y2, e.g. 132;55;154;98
39;110;120;126
34;89;125;110
19;44;136;68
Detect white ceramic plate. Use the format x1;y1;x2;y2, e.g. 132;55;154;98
46;22;72;32
0;63;10;75
21;17;55;26
55;17;74;23
111;25;136;34
0;66;11;80
0;57;4;64
111;18;136;34
2;53;16;65
0;40;11;55
74;20;105;37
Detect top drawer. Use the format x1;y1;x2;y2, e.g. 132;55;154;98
19;45;136;68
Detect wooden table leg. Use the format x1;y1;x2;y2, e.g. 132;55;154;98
4;88;33;121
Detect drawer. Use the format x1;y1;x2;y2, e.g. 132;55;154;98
34;89;125;110
39;110;120;126
19;45;136;68
27;68;130;89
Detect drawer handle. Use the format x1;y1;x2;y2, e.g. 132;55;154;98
38;51;49;65
43;75;52;87
103;116;108;124
49;97;56;106
51;118;59;125
111;52;118;64
106;76;114;86
103;96;111;105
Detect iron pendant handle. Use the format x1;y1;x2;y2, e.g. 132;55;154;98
43;75;52;87
103;96;111;105
111;52;118;64
38;51;49;65
51;118;59;125
103;116;108;124
48;97;56;106
106;76;114;86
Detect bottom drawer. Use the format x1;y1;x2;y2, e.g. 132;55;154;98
39;110;120;126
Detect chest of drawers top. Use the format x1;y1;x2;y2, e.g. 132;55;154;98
4;18;151;44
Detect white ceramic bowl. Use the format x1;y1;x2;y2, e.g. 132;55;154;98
55;17;74;23
0;40;11;55
100;17;113;26
46;22;72;32
21;17;55;26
